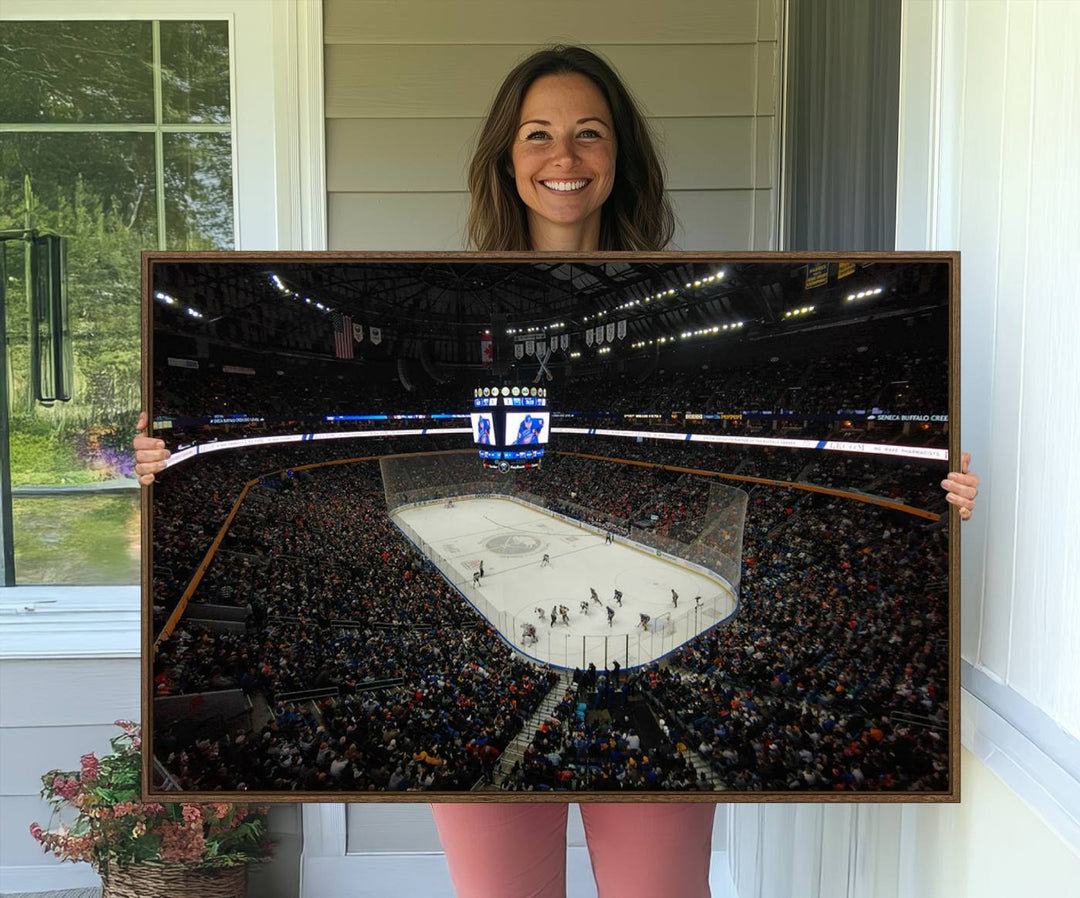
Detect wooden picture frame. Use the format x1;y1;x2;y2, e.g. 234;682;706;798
142;251;960;804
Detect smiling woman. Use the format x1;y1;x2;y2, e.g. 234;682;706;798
466;45;674;252
509;73;617;251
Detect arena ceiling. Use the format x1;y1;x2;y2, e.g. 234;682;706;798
151;259;949;368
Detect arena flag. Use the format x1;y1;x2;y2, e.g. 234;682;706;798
606;322;616;343
596;324;605;344
560;333;569;351
585;328;594;346
805;262;829;289
525;338;536;356
332;312;354;359
353;322;364;343
617;319;627;340
369;325;382;345
515;342;525;359
550;335;558;353
481;333;493;366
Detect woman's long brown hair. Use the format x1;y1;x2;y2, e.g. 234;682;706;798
466;46;676;252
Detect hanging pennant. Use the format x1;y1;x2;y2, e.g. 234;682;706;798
585;329;594;347
515;342;525;360
525;338;536;357
606;322;616;343
353;322;364;343
617;319;627;340
560;333;569;351
369;326;382;345
550;335;558;353
596;325;605;345
481;334;493;366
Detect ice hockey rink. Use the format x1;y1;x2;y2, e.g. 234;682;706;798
392;495;737;671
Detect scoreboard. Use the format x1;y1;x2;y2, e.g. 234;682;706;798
471;385;550;472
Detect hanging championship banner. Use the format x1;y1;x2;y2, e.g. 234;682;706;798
837;260;856;279
514;342;525;359
606;322;616;343
550;335;558;353
560;333;569;351
481;334;493;366
805;263;829;289
596;325;605;344
353;322;364;343
585;329;594;346
525;338;536;357
369;326;382;345
617;319;627;340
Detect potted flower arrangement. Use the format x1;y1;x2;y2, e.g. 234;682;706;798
30;720;273;898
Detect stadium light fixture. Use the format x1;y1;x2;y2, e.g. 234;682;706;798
847;287;883;302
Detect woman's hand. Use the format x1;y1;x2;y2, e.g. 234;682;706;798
134;411;170;486
941;451;979;521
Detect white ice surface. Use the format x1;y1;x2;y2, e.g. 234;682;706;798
393;496;736;669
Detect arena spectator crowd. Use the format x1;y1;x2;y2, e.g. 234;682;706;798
152;419;950;792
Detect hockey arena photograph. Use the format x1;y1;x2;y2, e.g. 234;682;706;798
143;253;958;801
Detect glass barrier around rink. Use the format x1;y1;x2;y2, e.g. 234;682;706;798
390;509;738;673
381;451;744;672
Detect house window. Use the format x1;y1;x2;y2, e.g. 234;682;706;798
0;20;234;584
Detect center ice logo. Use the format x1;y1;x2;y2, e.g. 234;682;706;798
484;533;542;556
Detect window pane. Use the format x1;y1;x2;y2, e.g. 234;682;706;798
12;493;140;585
2;130;150;588
164;133;235;250
1;131;154;487
0;132;158;244
160;21;232;124
0;20;234;586
0;22;154;124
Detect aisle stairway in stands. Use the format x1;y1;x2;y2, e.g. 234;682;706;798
476;665;725;792
478;668;575;791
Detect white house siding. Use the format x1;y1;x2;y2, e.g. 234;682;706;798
324;0;781;251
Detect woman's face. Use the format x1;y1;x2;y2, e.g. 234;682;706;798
509;73;616;251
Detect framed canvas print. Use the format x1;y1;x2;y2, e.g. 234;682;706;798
143;251;959;803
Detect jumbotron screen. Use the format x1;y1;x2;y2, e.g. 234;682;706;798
472;386;549;470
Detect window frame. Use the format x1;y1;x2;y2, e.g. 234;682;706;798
0;0;325;653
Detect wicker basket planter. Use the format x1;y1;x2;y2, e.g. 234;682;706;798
101;863;247;898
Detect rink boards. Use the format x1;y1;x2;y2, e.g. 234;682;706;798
391;495;738;670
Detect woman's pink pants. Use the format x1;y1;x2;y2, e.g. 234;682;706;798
431;802;715;898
